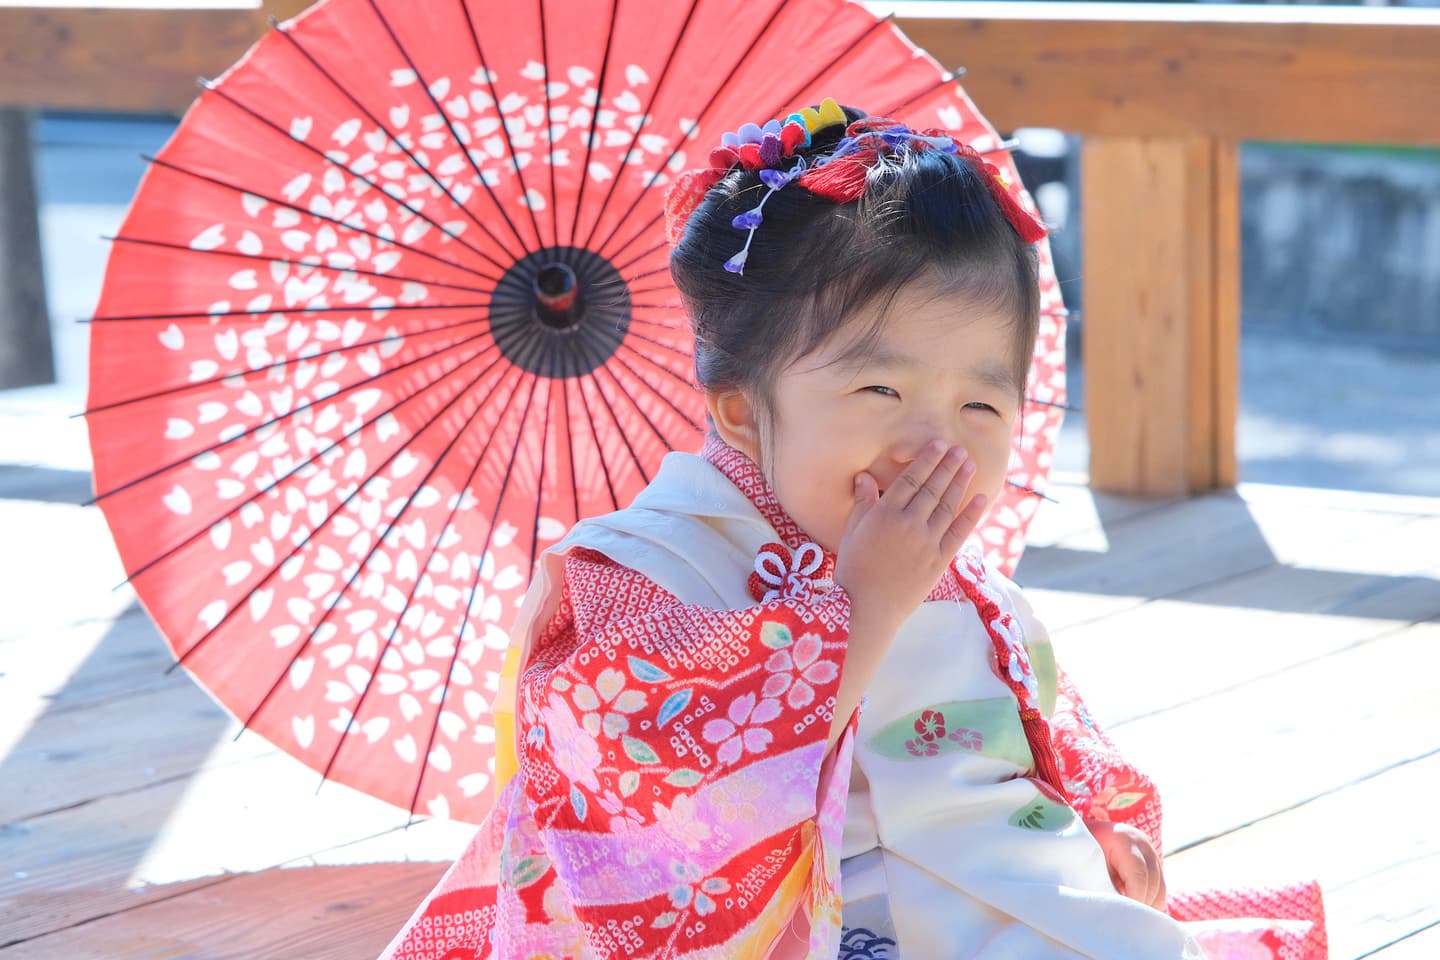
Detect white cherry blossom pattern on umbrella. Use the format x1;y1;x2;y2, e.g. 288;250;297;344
85;0;1066;823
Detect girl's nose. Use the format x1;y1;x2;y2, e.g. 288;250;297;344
891;427;955;466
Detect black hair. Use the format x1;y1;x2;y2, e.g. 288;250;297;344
670;104;1040;427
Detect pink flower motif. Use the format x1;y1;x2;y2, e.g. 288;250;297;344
714;773;764;825
702;692;781;765
652;793;713;851
904;736;939;757
993;614;1040;707
539;692;602;791
948;727;984;751
914;709;946;742
761;632;838;709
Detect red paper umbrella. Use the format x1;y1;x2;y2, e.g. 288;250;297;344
85;0;1067;822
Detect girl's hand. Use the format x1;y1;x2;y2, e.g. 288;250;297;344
1086;819;1167;911
834;440;986;631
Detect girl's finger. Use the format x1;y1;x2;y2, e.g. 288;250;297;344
929;456;976;529
886;441;947;508
940;493;987;556
899;443;965;513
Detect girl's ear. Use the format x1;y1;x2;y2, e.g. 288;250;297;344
705;388;762;464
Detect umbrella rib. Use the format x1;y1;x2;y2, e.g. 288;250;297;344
766;13;895;119
313;363;528;787
629;301;684;311
885;67;968;118
273;15;534;262
572;366;621;512
617;326;695;365
175;340;509;675
582;364;653;486
85;300;495;325
408;367;544;817
1026;397;1078;412
567;0;622;249
536;0;560;249
611;346;704;433
200;79;512;276
559;358;581;532
83;315;487;418
102;331;498;563
589;0;802;261
453;0;547;253
1006;479;1057;504
105;233;491;298
139;155;502;286
578;0;704;252
526;378;555;587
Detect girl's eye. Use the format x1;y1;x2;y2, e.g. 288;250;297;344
965;401;999;413
863;386;899;398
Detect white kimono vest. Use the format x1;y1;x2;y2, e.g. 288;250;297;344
508;452;1205;960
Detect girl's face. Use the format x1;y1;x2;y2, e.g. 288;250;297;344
713;283;1024;554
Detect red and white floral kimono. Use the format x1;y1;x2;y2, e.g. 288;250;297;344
379;436;1327;960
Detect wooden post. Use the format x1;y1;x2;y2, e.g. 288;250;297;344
1082;136;1240;496
0;107;54;390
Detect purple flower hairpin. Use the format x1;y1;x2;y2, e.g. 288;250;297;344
724;156;807;275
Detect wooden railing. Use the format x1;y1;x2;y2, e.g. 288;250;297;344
4;1;1438;495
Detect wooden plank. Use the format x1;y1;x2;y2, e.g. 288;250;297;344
1;748;468;944
885;2;1440;147
1369;923;1440;959
1102;620;1440;852
0;1;315;113
1163;752;1440;960
0;679;270;823
0;108;53;389
0;861;447;959
1082;135;1228;496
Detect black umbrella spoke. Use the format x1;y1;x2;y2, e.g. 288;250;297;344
454;0;546;253
582;364;653;486
620;326;694;365
315;362;529;786
568;0;622;249
1006;479;1057;504
274;14;534;263
536;0;561;249
591;0;802;262
629;300;683;311
572;365;621;512
109;332;500;582
527;378;556;583
625;314;686;334
1026;397;1079;413
241;357;524;735
610;347;704;433
174;339;509;674
201;78;511;277
92;322;496;507
884;67;967;118
85;299;496;326
578;0;704;251
625;282;677;300
614;243;669;278
766;13;894;118
409;367;544;816
583;324;675;458
83;314;490;419
105;233;492;300
558;354;582;528
139;156;502;286
605;208;664;265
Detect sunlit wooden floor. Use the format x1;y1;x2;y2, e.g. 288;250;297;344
2;468;1437;958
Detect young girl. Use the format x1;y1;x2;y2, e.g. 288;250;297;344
380;101;1326;960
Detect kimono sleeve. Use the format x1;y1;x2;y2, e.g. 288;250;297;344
513;548;854;958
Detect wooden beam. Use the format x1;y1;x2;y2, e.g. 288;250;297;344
1081;136;1240;496
0;108;54;389
0;1;315;114
884;1;1440;146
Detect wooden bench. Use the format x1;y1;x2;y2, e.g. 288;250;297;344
3;1;1439;495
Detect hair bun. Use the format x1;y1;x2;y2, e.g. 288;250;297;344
798;103;869;156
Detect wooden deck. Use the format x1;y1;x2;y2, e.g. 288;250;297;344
2;469;1437;958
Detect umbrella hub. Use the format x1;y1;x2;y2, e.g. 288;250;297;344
491;246;631;379
534;263;581;329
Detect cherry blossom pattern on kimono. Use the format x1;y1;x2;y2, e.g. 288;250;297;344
511;547;855;958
